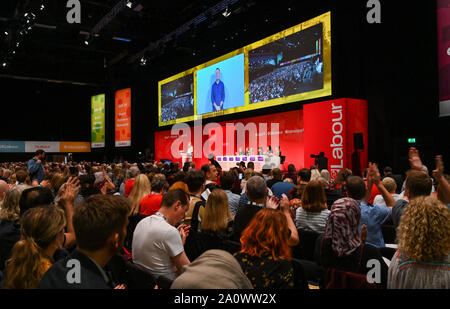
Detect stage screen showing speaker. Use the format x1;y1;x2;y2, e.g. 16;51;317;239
196;53;245;115
160;73;194;123
158;12;331;126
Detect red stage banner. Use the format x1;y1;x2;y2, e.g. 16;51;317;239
303;98;368;181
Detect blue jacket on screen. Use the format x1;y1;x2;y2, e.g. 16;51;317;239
211;80;225;111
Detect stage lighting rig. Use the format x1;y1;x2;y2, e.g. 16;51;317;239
222;6;231;17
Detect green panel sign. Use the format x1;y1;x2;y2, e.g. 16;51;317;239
91;94;105;148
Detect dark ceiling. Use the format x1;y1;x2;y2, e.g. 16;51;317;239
0;0;270;85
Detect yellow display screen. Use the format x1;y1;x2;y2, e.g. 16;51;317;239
158;12;331;127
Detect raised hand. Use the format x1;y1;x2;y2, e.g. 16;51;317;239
279;194;290;214
433;155;444;181
360;224;367;244
266;195;280;209
60;176;80;203
368;162;381;185
409;147;423;171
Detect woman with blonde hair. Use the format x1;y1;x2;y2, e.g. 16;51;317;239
4;205;66;289
128;174;151;216
0;185;29;222
184;189;234;261
388;196;450;289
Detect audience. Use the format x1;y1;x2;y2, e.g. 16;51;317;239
124;166;140;197
346;166;393;249
232;176;268;241
234;208;296;289
128;174;151;216
184;169;206;231
295;180;330;234
314;198;388;287
0;145;447;290
132;189;190;282
288;168;311;200
27;150;46;186
388;196;450;289
4;205;66;289
185;189;234;261
139;176;169;217
373;177;401;207
38;195;129;289
284;164;297;185
219;172;240;217
0;180;9;207
171;249;253;289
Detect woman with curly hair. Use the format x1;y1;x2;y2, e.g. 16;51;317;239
4;205;66;289
388;196;450;289
234;208;295;289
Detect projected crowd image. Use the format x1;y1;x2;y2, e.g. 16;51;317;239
160;74;194;122
249;23;324;104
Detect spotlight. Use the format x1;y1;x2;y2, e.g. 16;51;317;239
4;31;8;35
126;1;133;9
84;40;89;46
16;42;20;47
40;4;45;11
12;50;15;54
140;56;147;66
222;6;231;17
2;62;7;67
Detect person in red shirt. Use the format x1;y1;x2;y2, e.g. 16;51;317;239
139;177;169;216
125;166;140;197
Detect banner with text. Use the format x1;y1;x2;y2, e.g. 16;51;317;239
91;94;106;148
115;88;132;147
0;141;25;153
303;98;368;181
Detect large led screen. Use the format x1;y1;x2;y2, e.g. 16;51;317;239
158;12;331;126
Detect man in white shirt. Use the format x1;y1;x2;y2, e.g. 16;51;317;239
373;177;401;207
132;189;191;281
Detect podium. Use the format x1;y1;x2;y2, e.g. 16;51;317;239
215;155;280;171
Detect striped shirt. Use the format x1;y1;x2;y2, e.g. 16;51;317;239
295;208;330;234
388;251;450;289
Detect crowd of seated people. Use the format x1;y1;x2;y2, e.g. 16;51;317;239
249;61;316;103
0;146;449;289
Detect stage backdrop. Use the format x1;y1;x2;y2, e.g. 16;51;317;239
303;98;368;181
155;109;304;170
155;98;367;176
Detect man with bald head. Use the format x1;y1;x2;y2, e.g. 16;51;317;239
373;177;401;207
